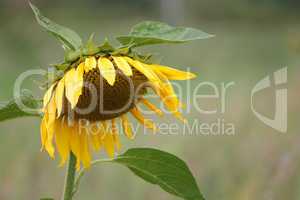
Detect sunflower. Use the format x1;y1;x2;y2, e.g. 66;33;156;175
41;55;196;170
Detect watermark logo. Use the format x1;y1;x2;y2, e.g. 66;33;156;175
251;67;287;133
8;66;289;135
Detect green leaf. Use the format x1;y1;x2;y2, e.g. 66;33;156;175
29;2;82;51
52;63;70;71
114;148;205;200
97;38;115;52
111;46;130;56
81;33;99;56
0;91;41;122
64;49;81;63
117;21;213;47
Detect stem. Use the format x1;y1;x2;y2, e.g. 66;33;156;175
62;152;77;200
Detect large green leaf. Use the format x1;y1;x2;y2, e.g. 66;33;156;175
117;21;213;47
29;2;82;51
0;92;41;122
114;148;205;200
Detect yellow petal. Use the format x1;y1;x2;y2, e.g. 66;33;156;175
121;115;134;139
130;107;156;132
97;121;108;144
97;121;114;157
90;135;101;151
55;77;65;118
46;95;57;125
84;57;97;72
124;57;171;108
43;83;56;109
153;71;187;122
77;62;85;74
89;122;103;151
140;97;163;116
112;56;133;76
98;57;116;86
154;70;181;111
65;68;76;106
65;68;84;109
55;119;70;166
149;64;196;80
111;118;121;151
76;63;84;83
40;114;48;150
44;122;55;158
124;57;161;85
69;123;81;170
119;57;183;119
124;58;173;111
44;98;56;158
79;130;91;169
103;132;115;158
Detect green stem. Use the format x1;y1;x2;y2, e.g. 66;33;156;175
62;152;77;200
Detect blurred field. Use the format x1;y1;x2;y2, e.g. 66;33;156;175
0;0;299;200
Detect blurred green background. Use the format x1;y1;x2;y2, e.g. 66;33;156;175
0;0;299;199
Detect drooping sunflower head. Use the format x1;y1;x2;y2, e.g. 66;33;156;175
31;3;212;170
42;53;196;169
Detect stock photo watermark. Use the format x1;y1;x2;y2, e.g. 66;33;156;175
5;66;288;135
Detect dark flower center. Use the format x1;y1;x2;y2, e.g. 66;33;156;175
63;67;148;121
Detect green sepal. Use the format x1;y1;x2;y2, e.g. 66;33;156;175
111;46;131;56
52;63;70;71
64;49;81;63
130;51;152;63
97;38;115;53
82;33;99;56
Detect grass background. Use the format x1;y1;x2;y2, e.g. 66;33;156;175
0;0;299;199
